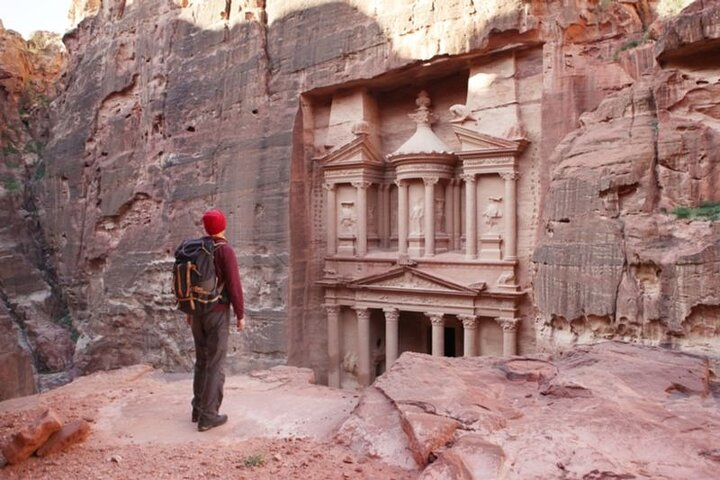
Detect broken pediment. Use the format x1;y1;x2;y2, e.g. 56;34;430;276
318;135;384;171
452;125;528;156
347;266;485;295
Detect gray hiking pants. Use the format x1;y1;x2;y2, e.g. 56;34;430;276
191;308;230;421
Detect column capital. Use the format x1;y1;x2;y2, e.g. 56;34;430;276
394;179;407;188
457;314;478;329
500;171;519;181
322;304;341;315
426;312;445;326
423;176;439;186
383;308;400;321
352;181;372;190
353;306;371;320
496;317;520;332
323;182;337;191
460;173;476;184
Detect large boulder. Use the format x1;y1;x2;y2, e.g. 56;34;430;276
340;343;719;479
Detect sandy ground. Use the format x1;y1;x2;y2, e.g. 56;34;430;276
0;366;417;479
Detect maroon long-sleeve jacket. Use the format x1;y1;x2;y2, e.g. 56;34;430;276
210;236;244;319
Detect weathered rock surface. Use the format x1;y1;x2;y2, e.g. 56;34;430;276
35;419;91;457
534;0;720;357
340;342;720;479
1;409;62;465
0;25;71;400
0;304;35;400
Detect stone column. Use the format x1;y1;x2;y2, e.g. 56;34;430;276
424;177;438;256
396;180;408;255
444;180;453;236
458;314;478;357
501;172;519;261
496;317;520;356
383;308;399;369
452;179;461;250
355;307;371;386
427;313;445;357
352;181;370;257
325;183;337;255
379;184;390;249
323;304;341;387
462;174;477;259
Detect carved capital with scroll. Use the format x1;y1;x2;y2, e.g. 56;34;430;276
496;317;520;332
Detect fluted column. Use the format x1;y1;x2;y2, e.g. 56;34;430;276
427;313;445;357
325;183;337;255
383;308;400;369
458;314;478;357
352;182;370;257
496;317;520;356
501;172;519;261
424;177;438;256
462;174;477;258
452;179;461;250
396;180;408;255
323;304;341;387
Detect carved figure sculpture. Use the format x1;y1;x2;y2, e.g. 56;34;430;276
410;199;424;235
483;196;503;230
434;197;445;232
449;104;479;123
342;351;358;374
340;201;357;234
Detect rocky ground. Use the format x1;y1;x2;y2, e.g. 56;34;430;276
0;365;415;479
1;342;719;479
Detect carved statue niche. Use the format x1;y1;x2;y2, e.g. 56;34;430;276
410;199;424;235
483;196;503;232
434;196;445;233
340;201;357;235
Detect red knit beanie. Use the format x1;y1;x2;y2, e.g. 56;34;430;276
202;209;226;236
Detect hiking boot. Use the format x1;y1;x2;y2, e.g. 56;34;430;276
191;409;199;423
198;414;228;432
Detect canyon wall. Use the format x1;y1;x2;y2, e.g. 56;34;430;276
3;0;720;398
534;0;720;357
0;26;70;400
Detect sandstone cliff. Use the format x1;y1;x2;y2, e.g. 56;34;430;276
3;0;720;400
0;25;70;400
534;0;720;357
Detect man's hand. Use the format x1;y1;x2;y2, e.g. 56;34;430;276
236;316;246;331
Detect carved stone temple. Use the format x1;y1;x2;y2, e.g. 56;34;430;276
312;66;534;388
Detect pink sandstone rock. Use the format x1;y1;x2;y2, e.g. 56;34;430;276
400;409;459;467
419;434;505;480
335;386;417;470
1;409;63;465
341;342;720;479
35;419;91;457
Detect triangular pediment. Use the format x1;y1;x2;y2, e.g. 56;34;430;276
318;135;384;170
452;125;527;154
348;266;484;295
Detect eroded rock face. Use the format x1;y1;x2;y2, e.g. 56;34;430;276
0;25;71;399
0;0;711;389
534;1;720;357
339;343;720;479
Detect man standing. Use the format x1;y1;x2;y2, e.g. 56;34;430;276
189;208;245;432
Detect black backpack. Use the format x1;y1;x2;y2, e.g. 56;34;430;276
173;237;225;315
